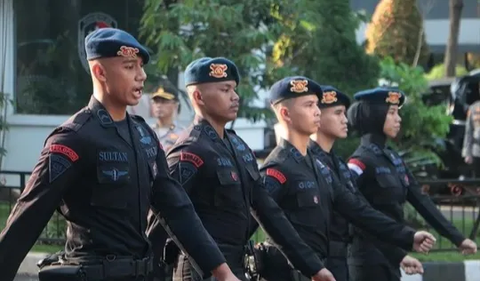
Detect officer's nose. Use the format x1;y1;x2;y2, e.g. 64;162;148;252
137;67;147;82
232;90;240;102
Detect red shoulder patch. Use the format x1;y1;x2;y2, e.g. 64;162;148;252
180;151;204;168
266;168;286;184
348;158;365;170
50;144;79;162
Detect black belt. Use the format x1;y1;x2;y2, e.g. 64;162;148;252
329;241;348;258
69;256;153;279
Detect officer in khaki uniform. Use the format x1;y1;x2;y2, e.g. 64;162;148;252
462;100;480;176
151;85;186;151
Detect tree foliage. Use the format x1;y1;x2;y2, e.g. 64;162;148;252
425;63;469;81
366;0;430;65
141;0;294;124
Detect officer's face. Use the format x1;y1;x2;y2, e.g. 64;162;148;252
383;105;402;139
318;105;348;139
100;56;147;106
286;95;321;135
152;98;178;119
196;81;240;123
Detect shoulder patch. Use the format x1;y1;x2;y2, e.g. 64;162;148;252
180;151;204;168
178;162;197;185
50;144;79;162
266;168;287;184
348;158;365;176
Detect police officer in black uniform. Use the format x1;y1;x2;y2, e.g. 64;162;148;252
308;86;423;280
257;77;436;281
155;57;333;281
0;28;241;281
346;88;478;281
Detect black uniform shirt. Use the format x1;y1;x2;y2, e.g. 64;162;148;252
348;133;466;266
260;139;416;260
0;97;225;281
308;140;356;243
165;119;324;277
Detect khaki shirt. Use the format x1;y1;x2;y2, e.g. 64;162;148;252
462;101;480;158
151;122;186;152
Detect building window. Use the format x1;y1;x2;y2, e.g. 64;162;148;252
14;0;144;115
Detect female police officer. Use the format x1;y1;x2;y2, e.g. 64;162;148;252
346;87;478;281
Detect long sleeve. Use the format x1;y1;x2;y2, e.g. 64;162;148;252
0;131;85;281
333;184;415;251
462;107;474;158
150;146;226;278
348;172;408;265
405;168;465;246
251;176;324;277
248;168;288;238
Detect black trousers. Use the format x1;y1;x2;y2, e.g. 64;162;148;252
172;254;248;281
326;257;349;281
349;264;401;281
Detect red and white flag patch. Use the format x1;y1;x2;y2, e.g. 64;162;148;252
347;158;365;176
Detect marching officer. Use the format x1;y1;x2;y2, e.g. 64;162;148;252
256;77;436;281
150;85;185;151
347;87;477;281
154;57;337;281
462;100;480;177
0;28;240;281
308;85;423;280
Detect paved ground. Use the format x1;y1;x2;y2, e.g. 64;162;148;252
14;276;37;281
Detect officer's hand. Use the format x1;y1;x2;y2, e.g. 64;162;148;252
459;238;477;255
400;255;424;275
413;231;436;253
465;156;473;164
311;268;336;281
211;263;241;281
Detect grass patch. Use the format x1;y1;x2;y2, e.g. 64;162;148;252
32;244;64;253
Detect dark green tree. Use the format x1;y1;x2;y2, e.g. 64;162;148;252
271;0;381;157
141;0;294;126
365;0;430;65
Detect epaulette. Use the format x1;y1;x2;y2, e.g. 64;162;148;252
366;143;383;156
130;114;146;123
263;146;289;166
45;108;92;145
60;108;92;132
171;126;199;148
225;128;237;135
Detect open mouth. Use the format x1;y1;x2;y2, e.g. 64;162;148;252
133;86;144;97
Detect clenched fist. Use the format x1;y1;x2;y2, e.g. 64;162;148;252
401;255;424;275
312;268;336;281
413;231;436;253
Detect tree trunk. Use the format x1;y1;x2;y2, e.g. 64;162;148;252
444;0;464;77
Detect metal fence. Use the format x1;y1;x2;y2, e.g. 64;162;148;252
0;170;479;251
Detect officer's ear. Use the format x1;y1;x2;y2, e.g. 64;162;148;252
188;86;205;107
90;61;107;82
280;106;291;123
193;89;204;106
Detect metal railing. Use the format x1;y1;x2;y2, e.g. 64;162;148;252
0;170;479;251
0;171;65;245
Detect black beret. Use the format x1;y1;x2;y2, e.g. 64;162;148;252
184;57;240;86
353;87;406;107
151;85;179;101
318;85;351;109
269;76;323;105
85;28;150;64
